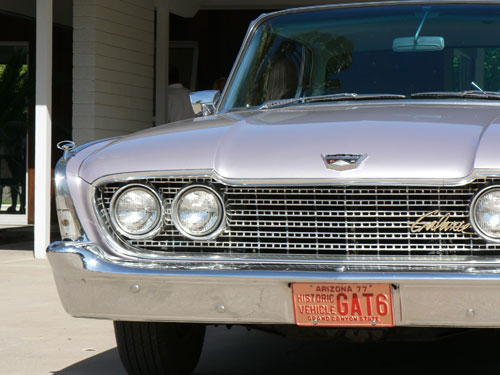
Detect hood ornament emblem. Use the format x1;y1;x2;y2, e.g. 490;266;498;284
57;140;76;162
322;154;368;171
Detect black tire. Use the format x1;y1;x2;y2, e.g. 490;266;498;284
114;321;206;375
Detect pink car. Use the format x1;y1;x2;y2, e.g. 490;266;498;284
48;2;500;374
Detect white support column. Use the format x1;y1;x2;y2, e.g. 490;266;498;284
155;3;170;125
34;0;53;259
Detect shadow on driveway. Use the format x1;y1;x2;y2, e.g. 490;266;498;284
193;326;500;375
52;348;126;375
53;326;500;375
0;224;60;251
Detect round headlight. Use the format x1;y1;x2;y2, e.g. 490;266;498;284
172;185;224;240
471;186;500;241
110;185;162;238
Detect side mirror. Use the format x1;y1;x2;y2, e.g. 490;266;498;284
189;90;221;116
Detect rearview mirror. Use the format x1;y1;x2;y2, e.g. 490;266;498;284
392;36;445;52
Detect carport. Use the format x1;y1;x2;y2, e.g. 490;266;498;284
7;0;369;257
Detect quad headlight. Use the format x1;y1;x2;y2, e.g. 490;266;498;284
172;185;224;240
470;186;500;241
110;185;162;239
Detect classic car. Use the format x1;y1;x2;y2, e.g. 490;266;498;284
48;1;500;374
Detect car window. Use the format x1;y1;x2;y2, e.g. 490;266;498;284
221;4;500;111
233;33;312;107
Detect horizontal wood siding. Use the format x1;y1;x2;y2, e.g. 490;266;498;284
73;0;155;145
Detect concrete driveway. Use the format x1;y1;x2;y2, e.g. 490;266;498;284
2;235;500;375
0;246;123;375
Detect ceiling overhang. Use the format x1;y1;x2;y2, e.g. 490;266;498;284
162;0;381;17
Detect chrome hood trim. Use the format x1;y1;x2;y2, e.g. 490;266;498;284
79;102;500;184
91;169;500;188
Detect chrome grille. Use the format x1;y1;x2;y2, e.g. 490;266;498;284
94;176;500;257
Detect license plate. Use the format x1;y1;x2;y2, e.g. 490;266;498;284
292;283;395;327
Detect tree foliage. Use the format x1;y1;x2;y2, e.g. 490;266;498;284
484;48;500;92
0;51;33;149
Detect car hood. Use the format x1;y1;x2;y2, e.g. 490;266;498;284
79;102;500;183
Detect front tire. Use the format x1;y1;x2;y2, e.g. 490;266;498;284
114;321;206;375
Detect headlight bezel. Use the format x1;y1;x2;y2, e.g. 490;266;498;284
109;184;164;240
171;184;225;241
470;185;500;243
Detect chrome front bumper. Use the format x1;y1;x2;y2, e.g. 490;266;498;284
47;241;500;327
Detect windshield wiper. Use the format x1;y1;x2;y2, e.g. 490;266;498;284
307;93;407;103
259;93;407;109
259;97;305;109
411;90;500;100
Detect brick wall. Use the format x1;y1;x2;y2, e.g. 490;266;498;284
73;0;155;145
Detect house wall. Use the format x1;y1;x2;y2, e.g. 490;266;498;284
73;0;155;145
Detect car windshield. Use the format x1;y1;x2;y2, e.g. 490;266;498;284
220;4;500;112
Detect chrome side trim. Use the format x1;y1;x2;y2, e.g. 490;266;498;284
55;157;86;241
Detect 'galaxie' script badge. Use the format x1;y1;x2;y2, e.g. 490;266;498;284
410;210;471;234
322;154;368;171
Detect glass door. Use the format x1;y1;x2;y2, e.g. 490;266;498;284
0;43;29;225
